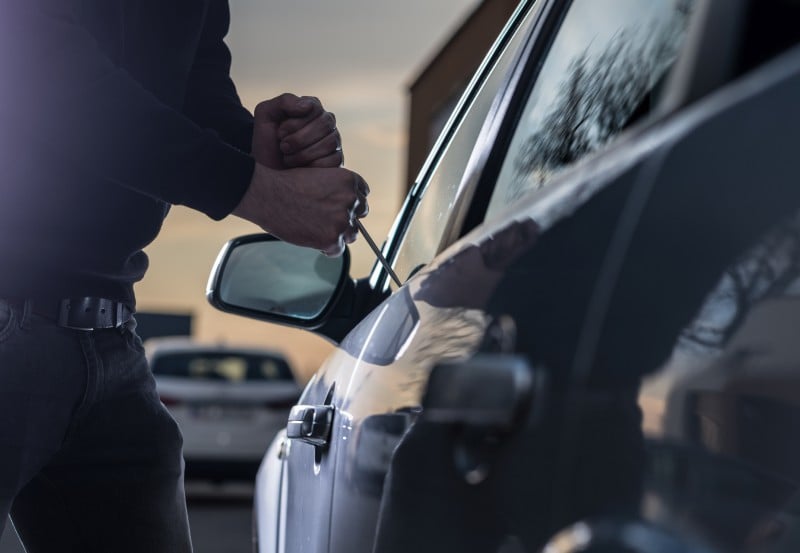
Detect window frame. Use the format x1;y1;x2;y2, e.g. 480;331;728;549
367;0;559;290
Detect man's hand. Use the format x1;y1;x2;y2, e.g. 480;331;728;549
252;93;343;170
233;163;369;256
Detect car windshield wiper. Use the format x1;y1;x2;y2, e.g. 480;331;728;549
355;219;402;287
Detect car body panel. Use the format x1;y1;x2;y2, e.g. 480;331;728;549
254;430;287;553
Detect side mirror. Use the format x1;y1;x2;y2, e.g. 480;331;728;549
207;234;350;329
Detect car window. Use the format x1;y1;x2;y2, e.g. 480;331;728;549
390;4;537;285
485;0;694;220
152;351;293;382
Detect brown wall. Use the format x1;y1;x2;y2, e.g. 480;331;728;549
405;0;519;195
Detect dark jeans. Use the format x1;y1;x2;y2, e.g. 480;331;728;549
0;299;192;552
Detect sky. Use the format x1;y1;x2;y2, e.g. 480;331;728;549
135;0;480;379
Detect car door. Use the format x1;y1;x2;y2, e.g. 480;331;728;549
317;1;700;552
276;4;544;553
538;36;800;550
221;0;798;550
368;4;800;552
640;223;800;552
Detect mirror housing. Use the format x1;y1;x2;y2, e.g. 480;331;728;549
207;234;351;332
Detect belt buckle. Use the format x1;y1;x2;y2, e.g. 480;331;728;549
57;297;122;330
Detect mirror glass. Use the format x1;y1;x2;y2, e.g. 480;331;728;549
218;240;345;321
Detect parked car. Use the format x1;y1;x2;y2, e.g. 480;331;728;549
208;0;800;551
146;338;300;481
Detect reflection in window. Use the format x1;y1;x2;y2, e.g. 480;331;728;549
390;6;535;285
486;0;693;219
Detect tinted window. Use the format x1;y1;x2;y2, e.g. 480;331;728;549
152;351;293;382
485;0;694;219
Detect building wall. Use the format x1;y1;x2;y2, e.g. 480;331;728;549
405;0;519;194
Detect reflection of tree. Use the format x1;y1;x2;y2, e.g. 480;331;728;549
681;215;800;351
512;7;691;196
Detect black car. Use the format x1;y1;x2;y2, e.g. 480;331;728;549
208;0;800;551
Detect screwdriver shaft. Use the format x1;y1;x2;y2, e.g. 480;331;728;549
354;219;402;287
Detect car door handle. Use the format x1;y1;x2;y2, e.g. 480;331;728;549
286;404;334;447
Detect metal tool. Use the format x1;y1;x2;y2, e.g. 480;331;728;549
354;219;402;287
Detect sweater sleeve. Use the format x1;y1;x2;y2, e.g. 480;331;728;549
183;0;255;155
0;0;253;221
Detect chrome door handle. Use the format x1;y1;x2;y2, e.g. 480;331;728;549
287;404;334;447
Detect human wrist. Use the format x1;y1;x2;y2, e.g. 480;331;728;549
232;162;279;229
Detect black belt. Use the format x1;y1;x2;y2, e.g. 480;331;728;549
29;297;134;330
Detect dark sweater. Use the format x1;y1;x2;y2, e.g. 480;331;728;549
0;0;256;307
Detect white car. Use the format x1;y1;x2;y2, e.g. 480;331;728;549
146;338;300;481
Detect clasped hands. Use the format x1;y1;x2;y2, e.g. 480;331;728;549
233;93;369;256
